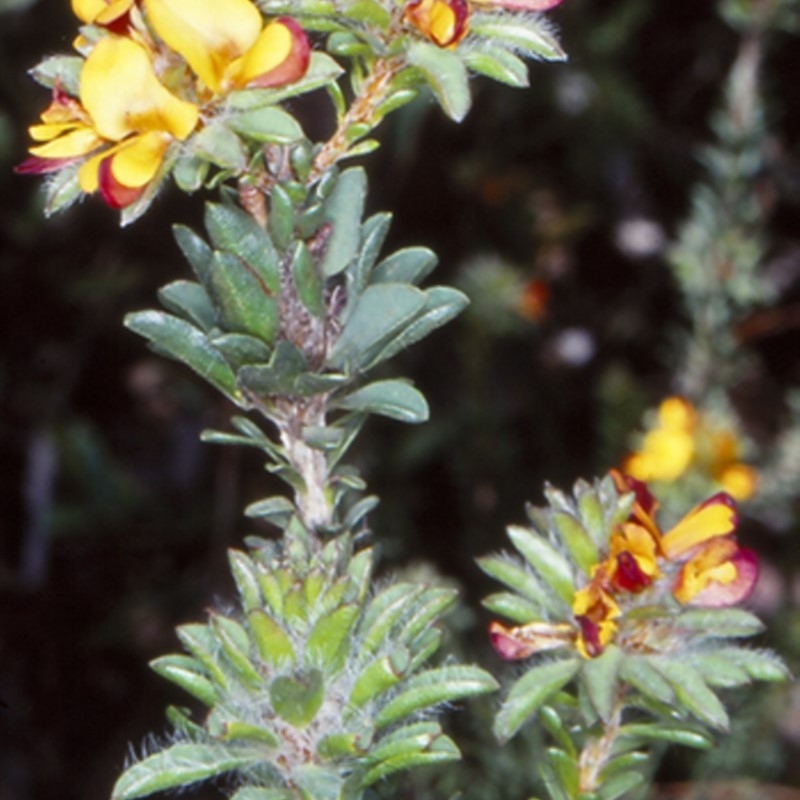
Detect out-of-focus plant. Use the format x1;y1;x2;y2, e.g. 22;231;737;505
622;0;800;520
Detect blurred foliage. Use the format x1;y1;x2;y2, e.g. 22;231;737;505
2;1;800;799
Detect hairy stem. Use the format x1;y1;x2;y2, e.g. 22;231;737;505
275;395;332;533
312;57;404;178
577;696;624;793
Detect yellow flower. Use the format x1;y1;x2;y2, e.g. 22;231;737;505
572;572;621;659
403;0;470;48
624;397;696;483
143;0;310;95
18;37;198;209
708;430;757;501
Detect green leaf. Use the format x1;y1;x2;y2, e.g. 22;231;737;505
31;54;82;94
653;659;729;731
618;722;713;750
149;655;217;706
714;646;790;682
158;280;215;331
208;251;279;341
506;525;574;605
291;241;325;318
228;549;263;612
538;706;576;757
229;789;294;800
375;665;498;728
397;586;457;643
111;743;252;800
43;163;82;217
371;246;438;285
406;42;471;122
348;648;410;708
463;46;529;88
173;155;208;192
494;659;581;743
362;731;459;786
268;183;296;250
336;379;429;423
211;333;272;370
470;12;567;61
358;583;427;659
350;212;393;298
248;609;295;667
543;748;579;799
366;286;469;367
327;284;427;371
237;341;308;397
292;765;348;800
270;669;325;727
306;604;360;672
477;555;557;614
341;0;391;27
597;770;646;800
619;655;674;705
689;651;752;688
482;591;542;624
576;479;611;548
228;105;304;144
174;224;213;285
211;614;263;688
191;122;247;170
673;608;765;639
320;167;367;277
124;311;238;400
550;510;598;573
581;644;623;722
205;202;281;294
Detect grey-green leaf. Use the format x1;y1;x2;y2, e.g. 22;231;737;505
111;743;252;800
327;283;427;371
124;311;238;400
320;167;367;277
336;379;429;423
406;42;471;122
494;659;581;743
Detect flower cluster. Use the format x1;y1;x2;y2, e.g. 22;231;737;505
489;470;758;661
623;396;757;501
17;0;310;209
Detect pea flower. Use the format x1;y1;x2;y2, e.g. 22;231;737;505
143;0;310;95
624;396;757;501
403;0;470;48
488;470;759;663
17;36;198;209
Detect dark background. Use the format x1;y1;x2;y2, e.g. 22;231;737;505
2;1;800;798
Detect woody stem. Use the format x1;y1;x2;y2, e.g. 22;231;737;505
577;694;625;793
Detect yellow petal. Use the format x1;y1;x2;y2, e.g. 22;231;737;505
80;36;198;141
234;19;288;85
72;0;108;23
144;0;261;93
29;127;104;159
718;464;757;501
108;130;170;187
661;493;737;558
658;396;696;431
